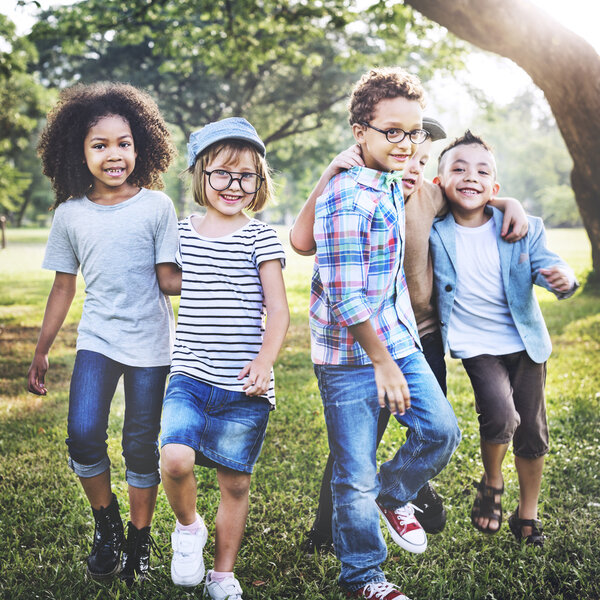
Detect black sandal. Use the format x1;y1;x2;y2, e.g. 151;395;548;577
471;475;503;534
508;505;545;547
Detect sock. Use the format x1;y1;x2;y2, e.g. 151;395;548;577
176;514;201;534
210;570;234;583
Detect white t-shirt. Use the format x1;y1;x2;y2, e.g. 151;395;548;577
42;188;179;367
171;217;286;406
448;217;525;359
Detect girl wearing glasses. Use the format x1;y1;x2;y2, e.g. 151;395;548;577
158;117;289;600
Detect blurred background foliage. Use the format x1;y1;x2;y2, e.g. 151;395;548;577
0;0;579;228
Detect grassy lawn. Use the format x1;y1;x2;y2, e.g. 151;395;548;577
0;226;598;599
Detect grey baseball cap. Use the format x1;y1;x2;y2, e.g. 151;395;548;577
187;117;266;167
422;117;446;141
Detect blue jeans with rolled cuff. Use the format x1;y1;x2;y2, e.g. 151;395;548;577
66;350;168;488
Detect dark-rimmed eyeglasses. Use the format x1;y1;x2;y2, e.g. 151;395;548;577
360;122;429;145
203;169;264;194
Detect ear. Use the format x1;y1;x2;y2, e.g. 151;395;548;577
352;122;367;144
433;175;442;186
492;182;500;196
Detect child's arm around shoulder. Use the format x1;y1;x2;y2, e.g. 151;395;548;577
527;216;578;298
27;272;77;395
289;144;364;256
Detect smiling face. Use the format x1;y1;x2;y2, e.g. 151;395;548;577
202;147;259;221
352;96;423;173
83;114;137;195
402;138;432;200
435;143;500;225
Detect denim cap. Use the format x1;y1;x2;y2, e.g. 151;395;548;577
422;116;446;142
187;117;266;167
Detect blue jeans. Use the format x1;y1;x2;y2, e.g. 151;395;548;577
314;350;460;590
66;350;169;488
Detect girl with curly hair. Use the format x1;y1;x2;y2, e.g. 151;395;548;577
27;82;178;586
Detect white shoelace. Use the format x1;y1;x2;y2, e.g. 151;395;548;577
362;580;409;600
393;502;422;524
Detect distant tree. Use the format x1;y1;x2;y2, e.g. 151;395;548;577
404;0;600;280
29;0;464;214
0;14;49;221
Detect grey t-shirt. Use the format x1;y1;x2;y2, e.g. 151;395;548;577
42;188;179;367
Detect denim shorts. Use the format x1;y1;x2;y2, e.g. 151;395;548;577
160;374;271;473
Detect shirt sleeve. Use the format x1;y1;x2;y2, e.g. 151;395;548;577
154;196;180;265
529;217;578;298
254;224;286;269
314;186;373;328
41;205;80;274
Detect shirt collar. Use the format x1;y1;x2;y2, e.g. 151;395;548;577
349;166;404;192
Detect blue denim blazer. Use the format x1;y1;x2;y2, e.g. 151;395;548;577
429;207;577;364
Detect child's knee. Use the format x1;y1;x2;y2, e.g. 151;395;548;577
161;443;195;479
218;469;251;500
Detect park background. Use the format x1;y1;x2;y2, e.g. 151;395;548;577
1;0;599;598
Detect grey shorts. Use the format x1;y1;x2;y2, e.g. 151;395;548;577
462;351;548;458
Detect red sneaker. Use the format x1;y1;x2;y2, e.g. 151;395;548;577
376;501;427;553
347;580;411;599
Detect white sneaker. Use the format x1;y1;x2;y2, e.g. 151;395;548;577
204;570;243;600
170;517;208;586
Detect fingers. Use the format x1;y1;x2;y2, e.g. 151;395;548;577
540;267;571;291
27;369;47;396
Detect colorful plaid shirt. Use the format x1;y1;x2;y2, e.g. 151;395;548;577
310;166;420;365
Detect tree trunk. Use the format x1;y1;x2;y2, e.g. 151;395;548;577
405;0;600;281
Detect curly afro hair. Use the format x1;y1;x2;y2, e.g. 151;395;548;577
348;67;425;126
38;82;176;208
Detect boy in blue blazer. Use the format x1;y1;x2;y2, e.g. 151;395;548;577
429;130;578;547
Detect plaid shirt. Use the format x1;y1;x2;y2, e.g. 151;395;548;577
310;167;420;365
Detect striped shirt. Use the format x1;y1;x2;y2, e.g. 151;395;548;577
310;167;420;365
171;217;286;406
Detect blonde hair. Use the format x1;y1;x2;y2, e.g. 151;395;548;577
188;141;273;213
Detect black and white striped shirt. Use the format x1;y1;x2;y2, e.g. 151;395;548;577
171;217;286;405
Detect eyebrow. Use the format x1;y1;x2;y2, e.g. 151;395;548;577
451;158;492;169
88;134;134;142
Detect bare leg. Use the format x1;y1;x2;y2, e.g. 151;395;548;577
514;455;544;537
79;469;113;510
161;443;198;525
128;485;158;529
214;466;251;572
477;439;509;532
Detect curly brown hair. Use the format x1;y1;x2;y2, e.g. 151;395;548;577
38;82;176;208
348;67;426;125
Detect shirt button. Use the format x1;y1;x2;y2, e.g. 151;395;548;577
445;284;453;292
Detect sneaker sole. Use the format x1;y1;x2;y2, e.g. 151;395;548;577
171;522;208;587
377;506;428;554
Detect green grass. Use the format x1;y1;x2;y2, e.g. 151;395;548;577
1;227;599;599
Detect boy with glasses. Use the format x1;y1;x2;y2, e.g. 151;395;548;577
306;67;461;600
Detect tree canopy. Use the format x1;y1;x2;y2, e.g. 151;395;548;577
0;13;49;215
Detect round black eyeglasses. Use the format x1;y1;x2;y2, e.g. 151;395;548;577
360;122;429;144
203;169;264;194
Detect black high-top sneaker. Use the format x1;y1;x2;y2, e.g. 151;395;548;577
120;521;161;586
87;493;125;580
413;482;447;534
